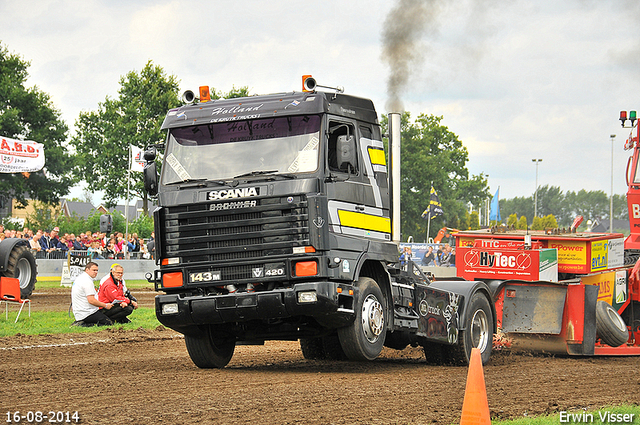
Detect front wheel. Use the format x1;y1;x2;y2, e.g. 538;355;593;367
184;325;236;368
448;293;493;365
338;277;387;361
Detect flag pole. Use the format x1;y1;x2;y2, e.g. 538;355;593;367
426;182;432;243
126;145;131;242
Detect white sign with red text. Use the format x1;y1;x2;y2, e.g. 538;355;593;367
0;136;45;173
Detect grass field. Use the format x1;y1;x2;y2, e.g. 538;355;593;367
0;308;161;337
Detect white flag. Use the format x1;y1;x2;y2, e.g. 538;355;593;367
130;145;145;172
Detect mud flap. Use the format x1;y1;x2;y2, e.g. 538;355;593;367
502;284;567;334
501;283;598;355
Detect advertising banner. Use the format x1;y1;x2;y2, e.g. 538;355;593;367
0;136;45;173
457;240;557;282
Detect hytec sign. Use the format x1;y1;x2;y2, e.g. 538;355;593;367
457;240;558;282
458;234;625;275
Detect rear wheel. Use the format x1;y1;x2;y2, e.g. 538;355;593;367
5;245;36;299
184;325;236;368
448;293;493;365
338;277;387;361
596;301;629;347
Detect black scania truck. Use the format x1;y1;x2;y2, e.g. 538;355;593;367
144;77;495;368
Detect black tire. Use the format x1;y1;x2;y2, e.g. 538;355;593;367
422;342;450;365
5;245;37;299
448;293;493;365
596;301;629;347
338;277;387;361
322;332;347;360
300;337;325;360
184;326;236;368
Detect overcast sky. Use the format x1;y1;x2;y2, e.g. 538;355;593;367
2;0;640;206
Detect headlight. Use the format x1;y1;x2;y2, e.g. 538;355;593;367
298;291;317;303
161;303;179;315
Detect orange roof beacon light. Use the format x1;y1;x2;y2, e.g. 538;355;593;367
302;75;316;92
200;86;211;103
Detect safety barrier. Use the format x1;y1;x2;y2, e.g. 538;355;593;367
31;249;153;260
36;258;157;281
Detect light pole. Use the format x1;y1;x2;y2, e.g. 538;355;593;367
610;134;616;232
532;159;542;218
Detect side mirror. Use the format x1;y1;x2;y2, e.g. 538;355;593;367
100;214;113;233
144;161;158;196
337;135;356;172
143;147;157;161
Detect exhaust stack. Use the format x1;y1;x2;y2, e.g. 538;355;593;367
389;112;401;244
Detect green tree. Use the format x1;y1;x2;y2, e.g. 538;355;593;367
0;43;75;206
71;61;181;213
541;214;558;229
469;211;480;230
500;196;533;226
517;215;528;230
210;85;251;100
564;189;609;225
507;213;518;228
536;186;565;223
381;112;489;241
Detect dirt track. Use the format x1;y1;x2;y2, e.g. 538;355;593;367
1;288;639;424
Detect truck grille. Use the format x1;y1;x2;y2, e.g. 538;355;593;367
161;196;309;265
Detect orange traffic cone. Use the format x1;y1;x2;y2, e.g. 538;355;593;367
460;348;491;425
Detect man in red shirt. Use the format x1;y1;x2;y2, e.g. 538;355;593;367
97;264;138;323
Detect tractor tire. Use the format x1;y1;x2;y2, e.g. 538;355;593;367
448;293;493;365
300;337;325;360
595;301;629;347
5;245;37;299
184;325;236;368
338;277;387;361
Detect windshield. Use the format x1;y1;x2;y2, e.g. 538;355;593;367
161;115;321;184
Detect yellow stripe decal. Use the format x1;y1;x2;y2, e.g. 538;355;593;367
368;147;386;166
338;210;391;233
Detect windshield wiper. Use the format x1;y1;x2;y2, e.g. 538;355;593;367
234;170;279;178
165;178;208;186
234;170;297;180
165;178;238;189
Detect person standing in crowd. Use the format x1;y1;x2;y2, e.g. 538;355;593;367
147;232;155;260
435;244;444;266
421;246;436;267
29;232;42;252
71;262;113;327
49;227;60;248
399;246;413;271
440;244;453;267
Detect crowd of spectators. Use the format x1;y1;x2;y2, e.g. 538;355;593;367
0;224;155;260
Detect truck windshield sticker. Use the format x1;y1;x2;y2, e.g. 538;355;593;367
165;153;192;181
288;136;319;172
360;138;385;208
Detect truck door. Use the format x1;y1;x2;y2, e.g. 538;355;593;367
326;119;391;242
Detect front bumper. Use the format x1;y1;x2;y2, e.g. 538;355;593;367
155;281;355;333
